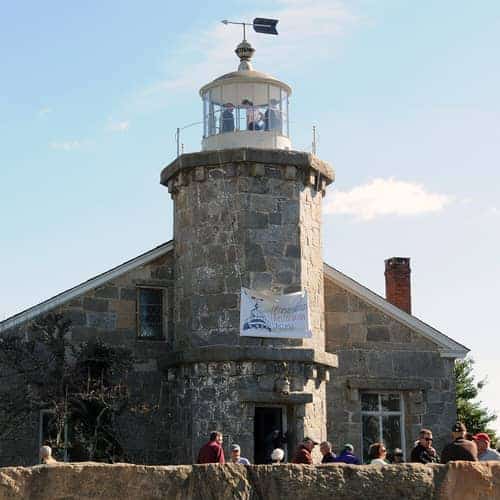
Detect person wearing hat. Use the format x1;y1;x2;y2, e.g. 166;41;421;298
473;433;500;461
292;437;318;464
334;443;361;465
229;444;251;465
441;422;478;463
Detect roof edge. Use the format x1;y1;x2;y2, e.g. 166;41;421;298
323;263;469;358
0;241;174;334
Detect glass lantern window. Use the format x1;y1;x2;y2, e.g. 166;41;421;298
203;83;290;137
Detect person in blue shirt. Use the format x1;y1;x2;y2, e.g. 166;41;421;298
230;444;250;465
335;443;361;465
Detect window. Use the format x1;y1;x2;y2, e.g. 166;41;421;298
137;288;164;339
361;392;405;463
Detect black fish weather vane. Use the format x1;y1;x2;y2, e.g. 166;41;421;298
221;18;279;40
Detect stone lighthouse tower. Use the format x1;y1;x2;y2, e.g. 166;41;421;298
160;38;337;464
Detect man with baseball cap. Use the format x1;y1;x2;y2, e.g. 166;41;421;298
292;437;318;464
441;422;478;463
473;433;500;461
229;444;251;465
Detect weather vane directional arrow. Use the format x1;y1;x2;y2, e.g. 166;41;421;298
221;17;279;39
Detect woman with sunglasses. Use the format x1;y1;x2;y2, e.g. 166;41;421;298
368;442;389;465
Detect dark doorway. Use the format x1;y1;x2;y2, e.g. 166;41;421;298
254;406;285;464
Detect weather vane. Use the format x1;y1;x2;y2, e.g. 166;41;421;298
221;18;279;40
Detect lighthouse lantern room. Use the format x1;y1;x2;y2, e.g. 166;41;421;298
200;39;292;151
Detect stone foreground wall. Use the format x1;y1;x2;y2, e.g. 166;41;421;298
1;462;499;500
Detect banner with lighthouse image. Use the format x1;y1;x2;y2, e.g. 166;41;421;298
240;288;312;338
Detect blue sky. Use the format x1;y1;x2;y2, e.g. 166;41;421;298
1;1;499;433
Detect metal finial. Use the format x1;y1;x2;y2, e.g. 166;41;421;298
235;39;255;71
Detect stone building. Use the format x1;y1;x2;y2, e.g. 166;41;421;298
0;39;467;466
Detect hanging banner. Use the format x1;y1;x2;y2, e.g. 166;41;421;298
240;288;312;338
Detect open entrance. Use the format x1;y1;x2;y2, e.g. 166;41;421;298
254;406;286;464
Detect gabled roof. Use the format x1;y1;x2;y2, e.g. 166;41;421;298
323;263;469;359
0;241;174;334
0;240;469;360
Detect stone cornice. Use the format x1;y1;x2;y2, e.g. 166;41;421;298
159;345;338;369
160;148;335;187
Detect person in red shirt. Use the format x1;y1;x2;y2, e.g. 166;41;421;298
292;437;318;464
197;431;225;464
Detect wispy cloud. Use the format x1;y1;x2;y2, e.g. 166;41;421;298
107;118;130;132
488;206;500;217
136;0;358;109
49;140;82;151
38;107;52;117
325;178;453;221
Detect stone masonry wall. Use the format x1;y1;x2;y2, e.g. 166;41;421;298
163;149;333;353
324;277;456;460
163;359;329;465
0;252;175;467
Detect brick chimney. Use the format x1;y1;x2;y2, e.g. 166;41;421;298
384;257;411;314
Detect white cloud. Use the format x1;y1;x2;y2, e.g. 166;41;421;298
49;140;82;151
38;107;52;117
324;178;453;221
488;206;500;216
107;119;130;132
136;0;358;109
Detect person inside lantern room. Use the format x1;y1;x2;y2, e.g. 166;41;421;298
221;103;235;133
264;98;282;132
241;99;258;130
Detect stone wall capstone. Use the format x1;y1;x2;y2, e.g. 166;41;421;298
1;462;499;500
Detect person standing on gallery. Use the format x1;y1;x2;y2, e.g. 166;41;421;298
197;431;225;464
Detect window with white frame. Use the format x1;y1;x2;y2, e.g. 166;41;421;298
361;392;405;463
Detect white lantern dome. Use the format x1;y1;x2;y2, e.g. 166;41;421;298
199;39;292;151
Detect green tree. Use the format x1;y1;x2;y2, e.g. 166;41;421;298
455;357;497;442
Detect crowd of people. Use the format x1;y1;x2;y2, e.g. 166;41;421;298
38;422;500;466
195;423;500;467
